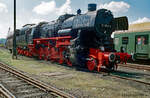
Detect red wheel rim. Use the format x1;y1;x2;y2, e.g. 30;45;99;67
39;47;43;60
44;47;48;61
87;58;96;71
66;59;72;66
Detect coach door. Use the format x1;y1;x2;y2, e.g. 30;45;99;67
135;35;149;54
121;37;128;52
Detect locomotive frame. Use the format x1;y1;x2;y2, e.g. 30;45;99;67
16;34;131;72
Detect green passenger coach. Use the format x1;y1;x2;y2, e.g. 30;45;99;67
114;30;150;60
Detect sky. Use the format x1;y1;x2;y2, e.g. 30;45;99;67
0;0;150;38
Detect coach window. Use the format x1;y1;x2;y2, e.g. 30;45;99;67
143;36;148;45
122;37;128;44
137;37;141;45
137;35;148;45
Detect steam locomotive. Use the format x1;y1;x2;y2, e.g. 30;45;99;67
6;4;131;71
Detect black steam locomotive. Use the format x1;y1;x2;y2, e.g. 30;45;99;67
7;4;130;71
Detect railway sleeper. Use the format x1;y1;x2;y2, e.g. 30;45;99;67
2;80;24;84
16;84;35;89
13;85;36;92
18;92;48;98
6;82;29;88
0;77;19;81
0;76;17;79
0;73;12;77
14;88;43;96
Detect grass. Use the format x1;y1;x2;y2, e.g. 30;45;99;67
0;48;149;98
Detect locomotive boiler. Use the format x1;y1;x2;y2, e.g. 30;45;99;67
7;4;130;71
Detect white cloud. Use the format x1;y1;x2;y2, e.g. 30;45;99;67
0;2;8;13
33;0;56;15
0;24;9;38
33;0;72;15
131;17;150;24
30;18;46;24
57;0;72;15
99;1;130;13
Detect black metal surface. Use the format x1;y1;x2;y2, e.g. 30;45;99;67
6;5;128;67
9;7;128;49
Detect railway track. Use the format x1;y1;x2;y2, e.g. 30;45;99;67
0;59;149;98
0;62;75;98
74;65;150;86
108;71;150;86
97;69;150;86
75;66;150;86
118;63;150;71
0;84;16;98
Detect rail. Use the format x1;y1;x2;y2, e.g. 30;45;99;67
99;70;150;86
0;62;75;98
118;63;150;71
0;84;16;98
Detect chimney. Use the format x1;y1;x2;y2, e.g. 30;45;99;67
88;3;97;12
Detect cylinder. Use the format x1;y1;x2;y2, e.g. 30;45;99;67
88;3;97;11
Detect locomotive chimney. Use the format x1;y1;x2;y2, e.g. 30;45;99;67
88;3;97;12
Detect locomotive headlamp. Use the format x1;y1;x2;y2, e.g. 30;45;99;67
109;53;116;62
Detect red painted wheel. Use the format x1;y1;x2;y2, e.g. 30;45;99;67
44;47;49;61
66;59;72;66
28;49;32;57
39;47;43;60
87;57;97;71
